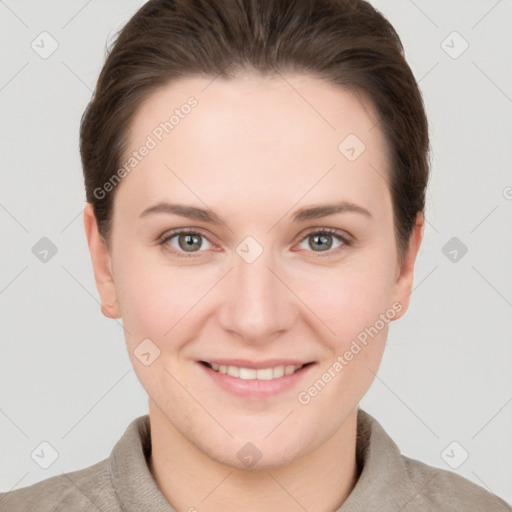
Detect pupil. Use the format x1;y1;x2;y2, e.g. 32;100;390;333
180;234;201;251
312;234;331;251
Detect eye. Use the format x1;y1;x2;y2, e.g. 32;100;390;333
159;229;213;257
297;228;352;254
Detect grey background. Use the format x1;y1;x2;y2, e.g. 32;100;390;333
1;0;511;504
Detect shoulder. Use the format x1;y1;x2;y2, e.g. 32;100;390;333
401;454;512;511
353;409;511;511
0;457;121;512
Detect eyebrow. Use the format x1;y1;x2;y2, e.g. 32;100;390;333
139;201;372;224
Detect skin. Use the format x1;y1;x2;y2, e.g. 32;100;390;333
84;73;423;512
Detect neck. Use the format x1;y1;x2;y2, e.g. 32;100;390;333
147;401;360;512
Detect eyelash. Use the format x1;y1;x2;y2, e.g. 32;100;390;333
157;227;353;258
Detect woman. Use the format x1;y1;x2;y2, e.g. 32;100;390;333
1;0;510;510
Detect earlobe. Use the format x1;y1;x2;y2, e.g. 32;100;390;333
83;203;121;320
391;212;424;320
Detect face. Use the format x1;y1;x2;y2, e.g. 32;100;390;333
84;73;422;470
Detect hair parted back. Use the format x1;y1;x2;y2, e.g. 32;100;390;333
80;0;430;260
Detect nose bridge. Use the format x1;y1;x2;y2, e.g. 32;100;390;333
218;238;294;341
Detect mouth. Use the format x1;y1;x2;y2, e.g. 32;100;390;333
199;360;316;381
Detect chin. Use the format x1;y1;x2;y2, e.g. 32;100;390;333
210;444;300;472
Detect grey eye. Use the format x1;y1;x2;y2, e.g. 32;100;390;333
166;232;213;253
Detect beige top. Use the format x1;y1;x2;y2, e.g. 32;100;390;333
1;408;510;511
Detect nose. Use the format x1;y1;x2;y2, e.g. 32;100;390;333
217;241;297;345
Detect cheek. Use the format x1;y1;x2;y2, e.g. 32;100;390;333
306;254;398;400
112;248;206;344
112;254;206;395
297;280;394;419
294;257;397;345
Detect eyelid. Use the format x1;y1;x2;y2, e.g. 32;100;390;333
157;226;213;244
295;226;353;244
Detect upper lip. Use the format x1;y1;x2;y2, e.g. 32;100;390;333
199;359;315;369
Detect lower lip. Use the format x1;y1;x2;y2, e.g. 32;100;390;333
197;362;316;399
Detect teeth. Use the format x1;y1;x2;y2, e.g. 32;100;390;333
284;365;296;375
240;368;257;379
273;366;285;378
226;365;239;377
207;363;304;380
256;368;273;380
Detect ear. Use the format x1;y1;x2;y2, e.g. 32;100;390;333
391;212;424;320
83;203;121;320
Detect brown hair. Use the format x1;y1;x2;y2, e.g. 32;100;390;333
80;0;430;260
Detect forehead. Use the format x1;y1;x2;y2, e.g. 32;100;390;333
117;73;391;219
129;72;384;154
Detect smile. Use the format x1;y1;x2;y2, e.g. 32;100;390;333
202;362;307;380
198;360;316;398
